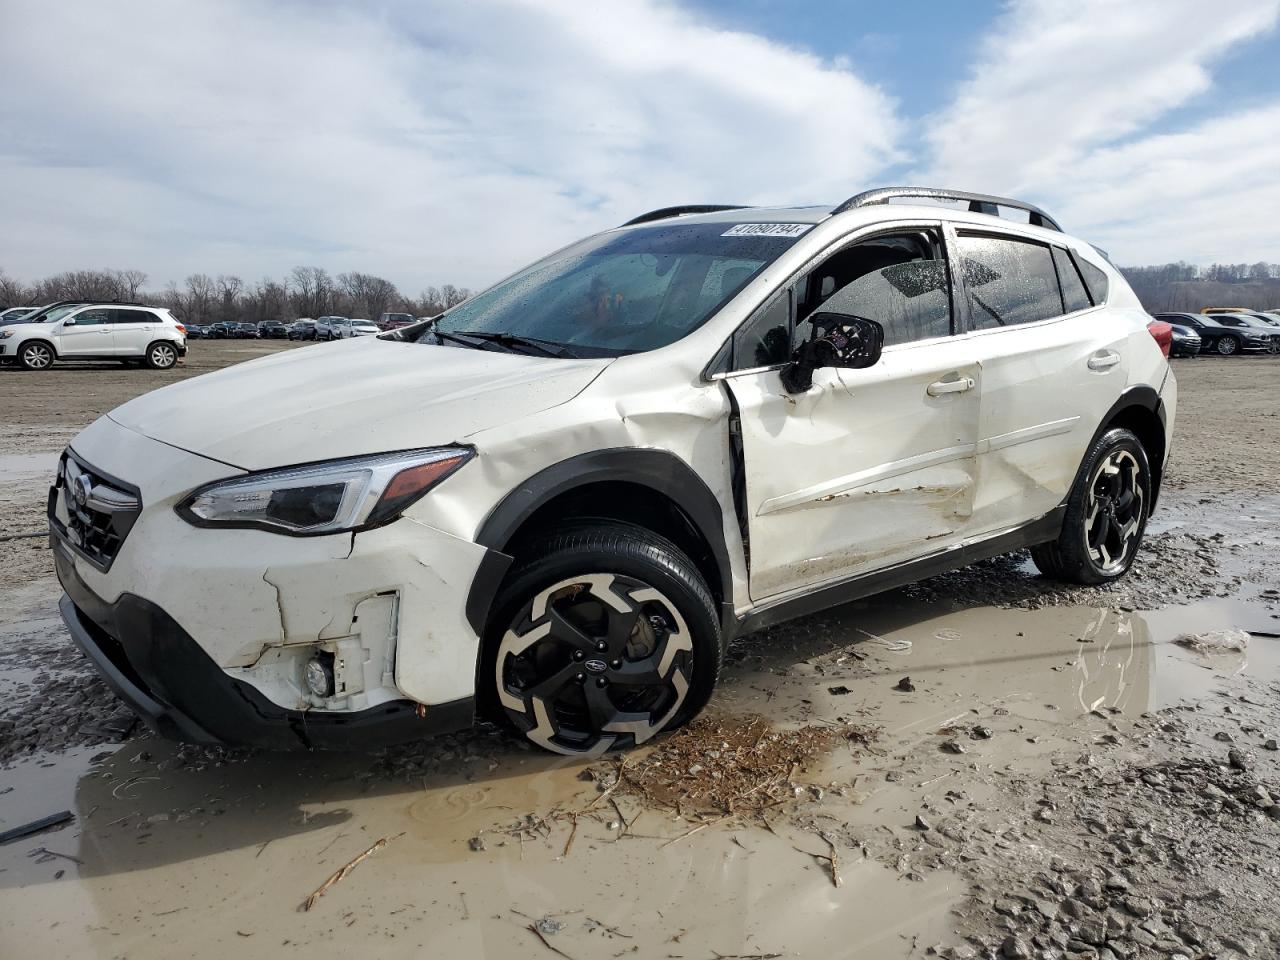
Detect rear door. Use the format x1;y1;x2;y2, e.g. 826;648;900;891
109;308;160;356
723;222;983;602
951;229;1128;535
55;307;114;357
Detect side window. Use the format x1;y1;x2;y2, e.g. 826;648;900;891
955;233;1065;329
1052;247;1091;313
70;309;110;325
732;288;791;370
796;230;953;349
112;308;154;324
1073;253;1109;305
816;258;951;347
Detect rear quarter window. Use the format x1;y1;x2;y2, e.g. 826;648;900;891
1073;253;1110;305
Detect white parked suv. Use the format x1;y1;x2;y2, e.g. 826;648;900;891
2;301;186;370
50;188;1176;756
314;315;349;340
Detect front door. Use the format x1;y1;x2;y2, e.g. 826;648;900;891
56;308;114;357
723;224;982;602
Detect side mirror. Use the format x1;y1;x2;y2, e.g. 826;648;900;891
780;312;883;393
61;318;76;327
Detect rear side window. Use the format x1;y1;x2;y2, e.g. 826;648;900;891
955;233;1065;329
1074;254;1109;305
1051;247;1091;313
111;308;156;324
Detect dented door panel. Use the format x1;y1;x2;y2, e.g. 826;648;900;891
726;339;982;602
968;309;1129;537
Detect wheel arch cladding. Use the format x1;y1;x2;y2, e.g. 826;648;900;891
1092;386;1167;507
466;449;732;636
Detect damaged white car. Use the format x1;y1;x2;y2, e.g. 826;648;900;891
50;188;1177;756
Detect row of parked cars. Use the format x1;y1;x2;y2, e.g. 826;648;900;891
1155;308;1280;356
183;312;422;342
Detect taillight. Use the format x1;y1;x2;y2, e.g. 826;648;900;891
1146;320;1172;357
175;324;187;335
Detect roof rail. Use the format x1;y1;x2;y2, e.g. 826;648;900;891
622;204;748;227
831;187;1063;232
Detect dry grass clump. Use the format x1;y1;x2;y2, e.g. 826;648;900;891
605;714;877;816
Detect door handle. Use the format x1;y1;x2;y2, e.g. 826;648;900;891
927;376;975;397
1087;352;1120;371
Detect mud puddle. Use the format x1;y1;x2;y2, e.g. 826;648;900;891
2;592;1274;958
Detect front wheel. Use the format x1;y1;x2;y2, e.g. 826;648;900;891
482;522;722;757
1216;336;1239;356
17;341;54;370
146;341;178;369
1031;428;1151;585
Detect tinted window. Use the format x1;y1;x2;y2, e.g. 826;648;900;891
112;308;155;324
1052;247;1091;313
71;309;110;325
817;258;952;346
1074;254;1109;304
956;234;1064;329
733;288;791;370
1213;315;1248;327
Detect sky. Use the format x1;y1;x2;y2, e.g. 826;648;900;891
2;0;1279;295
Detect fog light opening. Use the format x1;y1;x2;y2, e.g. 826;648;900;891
304;653;336;698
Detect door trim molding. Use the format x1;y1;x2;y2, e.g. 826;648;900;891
732;506;1065;637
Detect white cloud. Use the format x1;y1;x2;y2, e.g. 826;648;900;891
921;0;1280;263
0;0;901;291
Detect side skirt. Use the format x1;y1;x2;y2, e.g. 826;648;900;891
733;506;1066;638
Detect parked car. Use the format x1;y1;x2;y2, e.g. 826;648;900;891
377;312;416;331
0;306;38;324
258;320;290;339
1167;323;1201;357
3;300;90;327
342;318;381;338
288;319;317;341
1242;312;1280;328
49;187;1175;756
1202;313;1280;354
185;324;205;339
314;315;349;341
1152;313;1263;356
1;303;186;370
234;322;258;339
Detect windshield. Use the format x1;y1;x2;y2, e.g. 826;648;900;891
433;221;807;355
6;303;84;325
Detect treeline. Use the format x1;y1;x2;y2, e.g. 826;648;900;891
0;267;472;325
1120;261;1280;313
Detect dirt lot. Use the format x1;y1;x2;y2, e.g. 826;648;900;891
1;344;1279;960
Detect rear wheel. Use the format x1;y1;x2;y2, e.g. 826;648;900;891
146;341;178;369
483;522;722;757
17;341;54;370
1215;336;1239;356
1031;428;1150;585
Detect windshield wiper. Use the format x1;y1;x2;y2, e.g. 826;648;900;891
429;328;515;352
454;331;581;359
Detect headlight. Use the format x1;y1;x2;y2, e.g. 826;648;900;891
176;447;472;535
0;330;14;340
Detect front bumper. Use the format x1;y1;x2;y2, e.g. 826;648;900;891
54;537;474;749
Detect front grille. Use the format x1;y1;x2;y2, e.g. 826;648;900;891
49;452;142;572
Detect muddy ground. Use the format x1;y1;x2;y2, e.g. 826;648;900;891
1;344;1278;960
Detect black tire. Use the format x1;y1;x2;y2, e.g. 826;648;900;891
17;341;55;371
1215;336;1239;356
481;521;722;756
1030;428;1151;585
145;340;178;370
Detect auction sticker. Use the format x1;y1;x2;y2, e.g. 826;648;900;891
721;223;813;238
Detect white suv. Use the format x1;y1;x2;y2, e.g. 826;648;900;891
49;188;1176;756
2;302;186;370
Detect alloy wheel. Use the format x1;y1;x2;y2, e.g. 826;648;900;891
21;343;53;369
1216;338;1237;355
495;573;694;757
1083;448;1144;574
150;343;177;368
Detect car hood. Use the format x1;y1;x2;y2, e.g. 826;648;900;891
107;337;611;470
